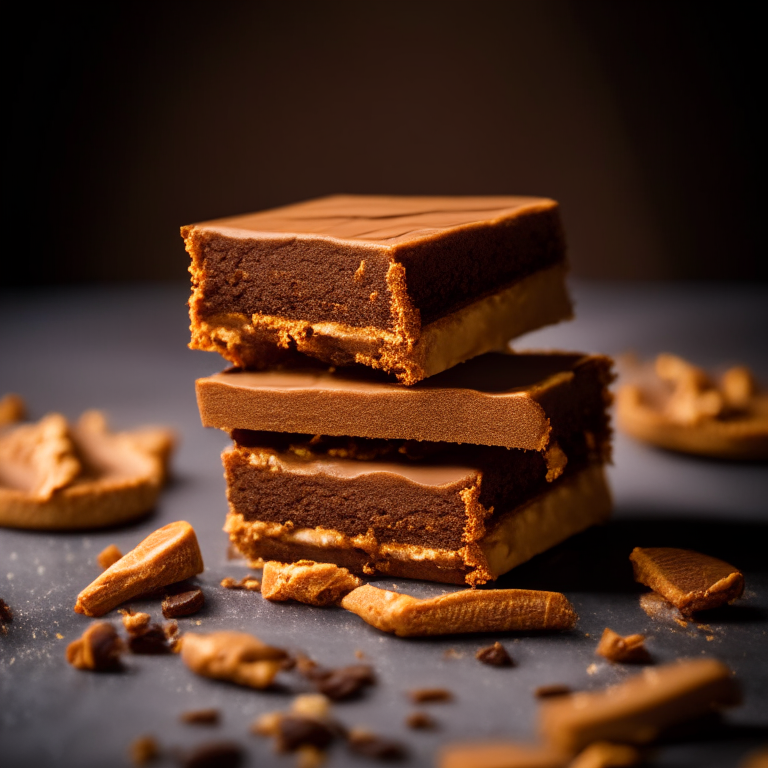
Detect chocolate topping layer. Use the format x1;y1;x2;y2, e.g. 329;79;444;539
198;352;613;451
185;195;565;328
185;196;572;382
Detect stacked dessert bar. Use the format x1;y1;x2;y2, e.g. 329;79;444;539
184;196;613;586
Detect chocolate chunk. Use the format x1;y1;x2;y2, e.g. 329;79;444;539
276;715;339;752
406;712;436;730
348;730;406;760
128;624;171;655
66;622;123;671
162;588;205;619
476;642;514;667
180;709;220;725
409;688;453;703
596;628;651;664
535;684;572;699
306;664;376;701
178;742;243;768
0;598;12;624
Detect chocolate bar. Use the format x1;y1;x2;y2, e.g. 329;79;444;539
184;195;572;384
222;432;611;586
197;352;613;452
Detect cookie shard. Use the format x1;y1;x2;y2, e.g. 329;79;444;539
185;195;573;385
340;584;577;637
261;560;363;606
538;658;741;754
630;547;744;615
74;521;204;617
197;351;613;453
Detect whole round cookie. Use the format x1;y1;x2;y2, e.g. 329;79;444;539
0;408;175;530
616;355;768;461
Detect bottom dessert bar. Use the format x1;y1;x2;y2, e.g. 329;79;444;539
223;433;611;586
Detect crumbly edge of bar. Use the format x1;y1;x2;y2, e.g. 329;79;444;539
224;461;608;586
189;263;572;385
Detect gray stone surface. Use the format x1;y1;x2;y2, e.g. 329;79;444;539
1;281;767;767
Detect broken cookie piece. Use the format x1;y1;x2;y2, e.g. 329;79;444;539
181;630;287;689
98;544;124;570
120;609;152;635
538;658;741;753
630;547;744;616
74;521;204;617
0;394;26;426
221;575;261;591
261;560;363;606
0;410;176;530
595;628;650;664
616;354;768;460
129;735;160;765
66;622;123;671
340;584;577;637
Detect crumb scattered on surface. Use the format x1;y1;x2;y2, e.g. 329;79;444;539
181;708;220;725
534;684;572;699
347;729;406;760
66;622;123;671
221;576;261;591
406;711;436;730
97;544;123;570
476;641;514;667
409;687;453;703
128;623;172;655
296;657;376;701
178;741;244;768
596;628;651;664
261;560;362;606
181;631;287;689
129;735;159;765
120;609;151;635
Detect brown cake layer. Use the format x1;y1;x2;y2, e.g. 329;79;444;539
197;352;613;452
223;433;610;585
184;195;572;384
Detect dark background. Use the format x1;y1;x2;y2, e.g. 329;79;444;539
6;1;765;286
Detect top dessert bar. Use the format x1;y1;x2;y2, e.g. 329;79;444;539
184;195;573;384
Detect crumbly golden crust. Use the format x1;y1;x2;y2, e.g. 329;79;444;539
190;264;573;385
0;410;176;530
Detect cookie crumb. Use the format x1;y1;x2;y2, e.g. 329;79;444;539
409;687;453;703
534;684;572;699
406;711;436;730
66;622;123;671
97;544;123;570
129;735;159;765
181;708;220;725
596;628;650;664
476;641;514;667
